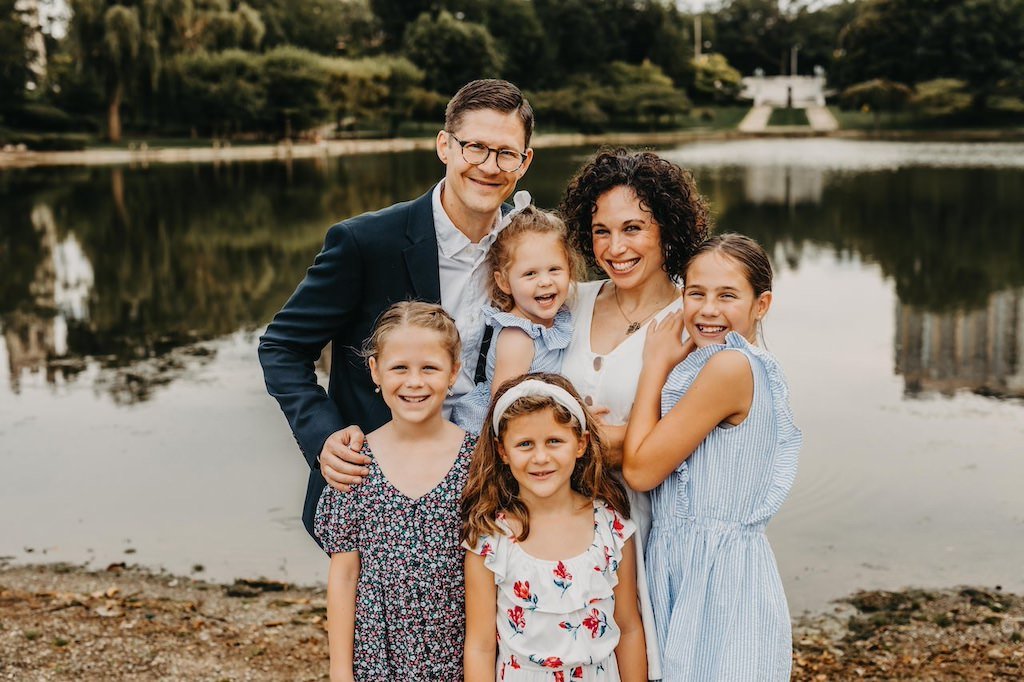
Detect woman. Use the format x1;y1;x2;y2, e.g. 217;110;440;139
559;148;710;680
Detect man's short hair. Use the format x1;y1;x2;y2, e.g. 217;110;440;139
444;79;535;148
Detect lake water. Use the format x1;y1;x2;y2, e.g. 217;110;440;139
2;139;1022;614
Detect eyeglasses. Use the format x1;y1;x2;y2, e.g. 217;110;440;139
447;132;528;173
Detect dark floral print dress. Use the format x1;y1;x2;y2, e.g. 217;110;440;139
314;432;476;681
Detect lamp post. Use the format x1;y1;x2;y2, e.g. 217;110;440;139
694;14;702;60
790;44;800;76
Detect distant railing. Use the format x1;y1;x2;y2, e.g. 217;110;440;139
741;73;827;108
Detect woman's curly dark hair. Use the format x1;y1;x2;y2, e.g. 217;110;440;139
558;148;711;279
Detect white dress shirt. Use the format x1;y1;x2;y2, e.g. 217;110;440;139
431;181;531;415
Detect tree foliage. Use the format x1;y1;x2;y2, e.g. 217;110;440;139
41;0;1024;137
836;0;1024;109
401;11;502;96
692;54;743;103
528;61;690;133
249;0;378;55
910;79;973;117
66;0;267;140
840;78;913;127
0;0;33;113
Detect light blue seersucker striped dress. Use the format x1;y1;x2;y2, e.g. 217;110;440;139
647;332;801;681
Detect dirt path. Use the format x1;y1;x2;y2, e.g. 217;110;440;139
3;562;1022;680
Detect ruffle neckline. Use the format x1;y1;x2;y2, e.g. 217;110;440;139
482;304;573;350
472;501;634;615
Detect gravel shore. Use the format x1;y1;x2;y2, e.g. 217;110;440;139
2;562;1022;680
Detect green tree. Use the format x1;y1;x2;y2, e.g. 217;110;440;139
370;0;432;51
840;78;913;128
401;11;502;96
533;0;607;83
66;0;267;139
320;54;425;134
836;0;1024;110
910;78;972;117
261;46;329;137
97;3;148;141
692;53;743;102
0;0;33;114
172;49;266;136
474;0;551;90
646;5;698;87
606;60;692;128
249;0;378;55
709;0;791;75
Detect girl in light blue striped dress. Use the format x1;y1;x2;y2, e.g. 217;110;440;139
622;234;801;681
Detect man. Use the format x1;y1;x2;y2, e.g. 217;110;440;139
258;79;535;541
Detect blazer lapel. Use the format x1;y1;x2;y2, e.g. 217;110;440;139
403;188;441;303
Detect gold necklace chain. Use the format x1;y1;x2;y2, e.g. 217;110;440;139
613;285;675;335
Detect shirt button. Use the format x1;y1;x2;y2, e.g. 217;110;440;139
593;356;603;371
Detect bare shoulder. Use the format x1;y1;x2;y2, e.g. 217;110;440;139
701;347;753;381
495;325;534;351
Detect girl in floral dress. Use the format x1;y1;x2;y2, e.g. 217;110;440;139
449;206;579;434
314;302;474;681
462;373;647;681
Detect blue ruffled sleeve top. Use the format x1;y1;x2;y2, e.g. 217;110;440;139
450;305;573;434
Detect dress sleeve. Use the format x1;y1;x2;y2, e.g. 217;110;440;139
313;485;361;555
462;529;510;583
594;501;637;581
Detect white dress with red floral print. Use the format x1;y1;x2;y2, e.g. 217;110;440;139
465;500;636;681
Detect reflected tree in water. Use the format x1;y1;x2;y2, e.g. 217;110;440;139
0;153;439;401
4;150;1023;402
702;164;1024;400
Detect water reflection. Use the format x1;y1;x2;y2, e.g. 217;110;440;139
0;155;440;401
897;289;1024;400
672;141;1024;401
2;142;1024;402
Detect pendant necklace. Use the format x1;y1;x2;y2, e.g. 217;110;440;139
613;285;673;335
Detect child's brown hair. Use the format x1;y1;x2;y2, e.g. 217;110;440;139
487;206;584;312
362;301;461;366
460;372;630;547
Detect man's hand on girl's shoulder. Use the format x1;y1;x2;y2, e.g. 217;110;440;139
319;426;371;492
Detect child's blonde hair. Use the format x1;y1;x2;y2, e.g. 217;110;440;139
487;206;584;312
362;301;461;366
461;372;630;547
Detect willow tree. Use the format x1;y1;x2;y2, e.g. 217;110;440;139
68;0;264;141
68;0;158;141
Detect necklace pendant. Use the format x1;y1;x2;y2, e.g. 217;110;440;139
626;321;641;335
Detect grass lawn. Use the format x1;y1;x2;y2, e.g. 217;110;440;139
767;108;809;127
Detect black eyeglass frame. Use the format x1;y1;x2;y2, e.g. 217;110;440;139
446;132;529;173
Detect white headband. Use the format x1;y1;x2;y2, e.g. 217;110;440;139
492;379;588;433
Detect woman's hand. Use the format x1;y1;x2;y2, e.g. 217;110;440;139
642;311;690;374
590;406;625;468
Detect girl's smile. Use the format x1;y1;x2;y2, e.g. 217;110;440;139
683;251;772;348
496;232;571;327
368;325;458;424
498;408;586;503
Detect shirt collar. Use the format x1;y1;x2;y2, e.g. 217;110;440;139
432;181;532;258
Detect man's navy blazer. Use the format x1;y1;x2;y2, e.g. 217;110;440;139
258;188;442;541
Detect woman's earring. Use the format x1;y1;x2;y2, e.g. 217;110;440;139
373;385;381;394
447;386;454;396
